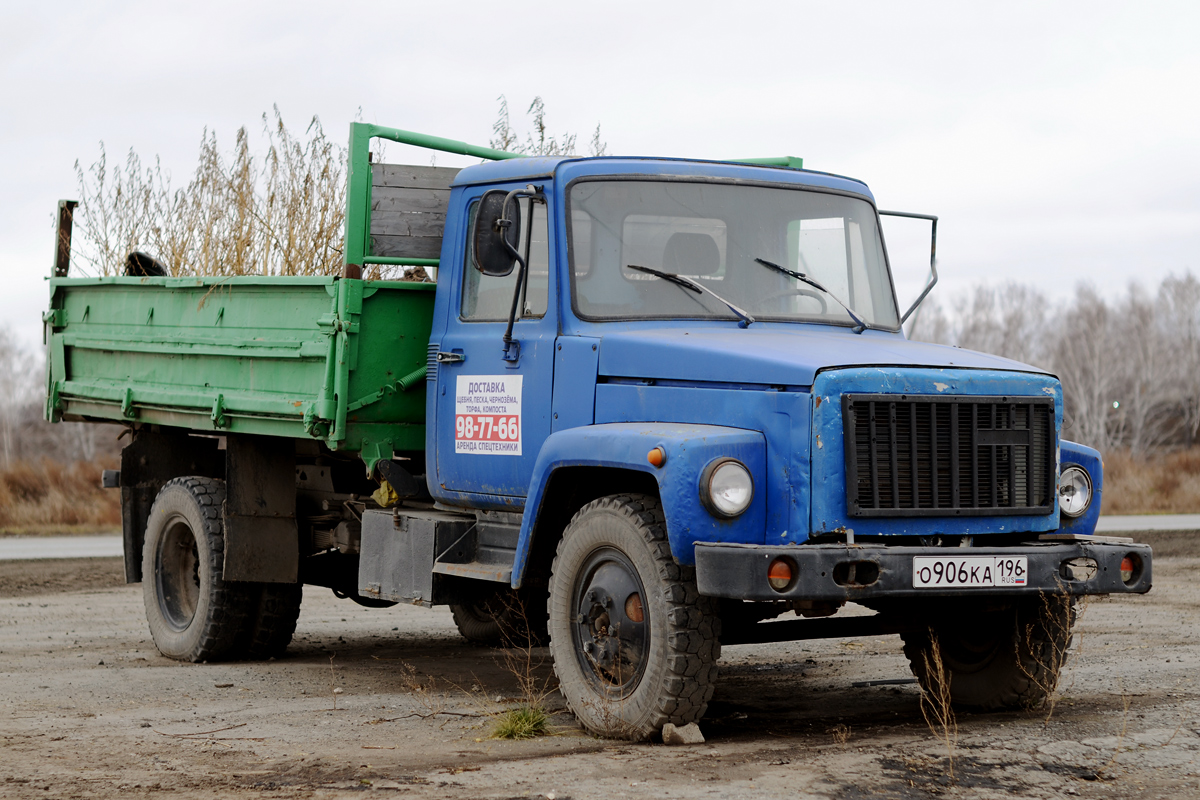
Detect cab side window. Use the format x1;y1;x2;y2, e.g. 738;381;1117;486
462;197;549;321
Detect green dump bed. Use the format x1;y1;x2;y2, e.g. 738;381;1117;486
44;276;435;468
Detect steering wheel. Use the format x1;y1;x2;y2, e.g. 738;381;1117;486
753;287;828;314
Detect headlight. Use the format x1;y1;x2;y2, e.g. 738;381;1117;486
1058;466;1093;517
700;458;754;518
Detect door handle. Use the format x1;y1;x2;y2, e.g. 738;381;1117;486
436;352;466;364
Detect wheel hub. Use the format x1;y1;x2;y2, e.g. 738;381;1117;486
572;551;650;695
157;517;201;632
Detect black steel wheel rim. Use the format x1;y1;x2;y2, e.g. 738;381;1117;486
156;514;201;632
570;546;651;698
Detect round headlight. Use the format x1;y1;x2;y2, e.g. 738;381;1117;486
1058;466;1092;517
701;459;754;518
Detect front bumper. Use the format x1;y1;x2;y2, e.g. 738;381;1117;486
695;539;1152;601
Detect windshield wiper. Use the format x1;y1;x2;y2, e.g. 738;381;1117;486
752;257;867;333
627;265;755;328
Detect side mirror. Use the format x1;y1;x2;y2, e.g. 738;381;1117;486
472;190;521;277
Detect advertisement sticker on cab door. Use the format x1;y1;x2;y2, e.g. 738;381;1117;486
455;375;522;455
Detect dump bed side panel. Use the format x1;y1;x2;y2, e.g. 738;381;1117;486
45;275;435;462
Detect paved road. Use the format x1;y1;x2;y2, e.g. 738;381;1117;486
1;515;1197;560
0;536;123;560
1095;513;1200;532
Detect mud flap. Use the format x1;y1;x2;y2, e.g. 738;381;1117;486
223;435;298;583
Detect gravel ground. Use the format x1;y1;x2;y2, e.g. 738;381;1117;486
0;533;1195;799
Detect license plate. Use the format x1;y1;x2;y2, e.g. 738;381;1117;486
912;555;1028;588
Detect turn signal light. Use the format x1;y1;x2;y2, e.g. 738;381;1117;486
1120;556;1136;584
767;558;793;591
647;447;666;468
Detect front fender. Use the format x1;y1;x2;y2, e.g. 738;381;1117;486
512;423;766;586
1057;440;1104;536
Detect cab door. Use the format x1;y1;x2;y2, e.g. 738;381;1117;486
433;186;556;500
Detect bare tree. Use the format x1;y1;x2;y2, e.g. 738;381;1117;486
955;283;1051;369
0;329;39;468
1156;273;1200;446
911;273;1200;455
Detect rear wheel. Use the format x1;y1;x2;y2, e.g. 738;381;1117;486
451;586;548;646
239;583;303;659
901;598;1075;710
141;477;252;662
548;494;720;740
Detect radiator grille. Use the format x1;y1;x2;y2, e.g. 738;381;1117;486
843;394;1055;517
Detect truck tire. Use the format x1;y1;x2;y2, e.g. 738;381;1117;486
548;494;720;740
141;477;253;662
451;600;506;645
901;598;1075;711
451;587;549;647
240;584;303;660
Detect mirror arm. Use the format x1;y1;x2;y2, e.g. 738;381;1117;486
500;186;542;361
900;258;938;326
502;254;528;349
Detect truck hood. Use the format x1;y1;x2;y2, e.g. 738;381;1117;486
596;326;1047;387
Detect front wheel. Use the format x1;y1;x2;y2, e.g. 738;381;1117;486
901;598;1075;711
548;494;720;740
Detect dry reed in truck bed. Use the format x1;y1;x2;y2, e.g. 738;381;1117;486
72;108;361;279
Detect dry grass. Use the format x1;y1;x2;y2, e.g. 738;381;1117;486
0;459;120;534
1019;592;1082;722
491;705;550;740
1103;447;1200;514
918;634;958;783
488;592;556;740
828;723;852;746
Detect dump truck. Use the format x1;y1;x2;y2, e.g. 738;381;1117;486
43;123;1152;739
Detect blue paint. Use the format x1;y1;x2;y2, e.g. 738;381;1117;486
594;383;809;549
453;157;870;198
810;367;1064;537
512;423;766;585
595;325;1036;387
1057;441;1104;537
551;337;599;432
450;157;564;187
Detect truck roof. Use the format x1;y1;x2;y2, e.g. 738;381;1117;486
450;156;875;200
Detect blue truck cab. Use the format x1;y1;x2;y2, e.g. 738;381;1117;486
404;147;1150;738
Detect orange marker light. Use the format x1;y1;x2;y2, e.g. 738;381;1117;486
647;447;666;468
1120;556;1135;583
767;558;793;591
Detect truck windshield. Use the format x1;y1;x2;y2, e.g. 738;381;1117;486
568;180;899;329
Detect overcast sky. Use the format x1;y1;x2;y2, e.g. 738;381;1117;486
2;0;1197;349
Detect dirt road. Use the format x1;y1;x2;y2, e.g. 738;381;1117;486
1;534;1197;799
